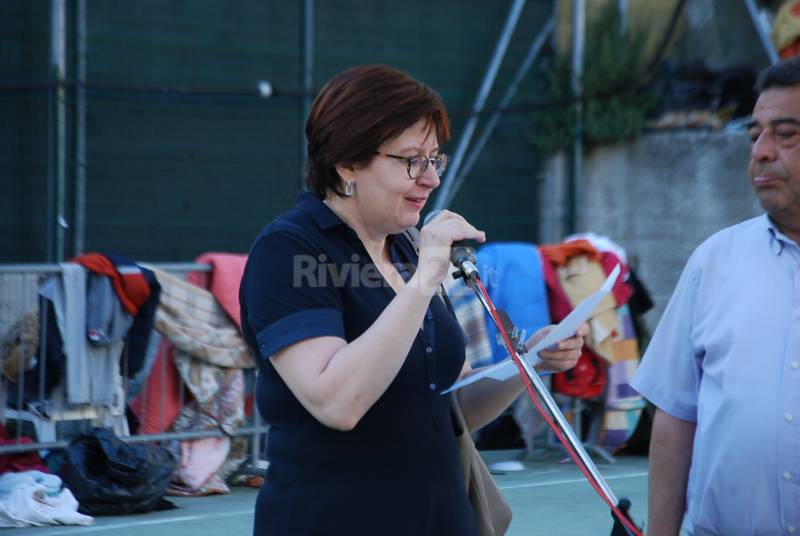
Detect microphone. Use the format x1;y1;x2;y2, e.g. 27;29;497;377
422;210;480;281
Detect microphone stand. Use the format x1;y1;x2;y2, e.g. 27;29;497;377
450;251;642;536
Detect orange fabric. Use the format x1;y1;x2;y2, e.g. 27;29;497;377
612;338;640;362
538;239;600;267
186;252;248;330
73;252;150;316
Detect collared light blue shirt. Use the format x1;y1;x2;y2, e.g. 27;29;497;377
632;214;800;536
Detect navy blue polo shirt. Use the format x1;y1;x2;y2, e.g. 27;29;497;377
240;192;478;536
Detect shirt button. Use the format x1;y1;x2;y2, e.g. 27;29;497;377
787;414;795;423
429;383;436;391
425;346;433;354
793;362;800;370
788;526;796;534
784;471;792;481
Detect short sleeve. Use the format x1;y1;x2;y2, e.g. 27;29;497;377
241;229;345;360
631;250;704;422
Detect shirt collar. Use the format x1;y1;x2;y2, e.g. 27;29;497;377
764;214;797;256
295;191;415;259
296;191;346;230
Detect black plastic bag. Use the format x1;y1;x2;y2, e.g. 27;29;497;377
56;427;177;515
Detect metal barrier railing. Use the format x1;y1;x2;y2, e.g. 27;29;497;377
0;262;266;475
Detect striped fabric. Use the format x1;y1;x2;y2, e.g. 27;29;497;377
148;267;254;369
600;304;645;451
442;275;493;368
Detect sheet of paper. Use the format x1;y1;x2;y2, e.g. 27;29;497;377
442;264;620;394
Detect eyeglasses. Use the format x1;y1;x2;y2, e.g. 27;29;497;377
373;151;449;180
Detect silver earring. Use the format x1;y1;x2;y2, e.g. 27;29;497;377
344;180;354;197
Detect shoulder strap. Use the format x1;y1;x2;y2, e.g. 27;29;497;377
402;227;422;255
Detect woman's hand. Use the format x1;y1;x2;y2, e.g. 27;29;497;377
527;322;589;373
412;210;485;294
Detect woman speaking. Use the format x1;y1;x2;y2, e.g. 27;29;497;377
240;64;585;536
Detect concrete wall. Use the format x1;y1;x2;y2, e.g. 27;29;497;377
542;130;761;334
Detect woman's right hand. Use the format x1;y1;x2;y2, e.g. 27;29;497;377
413;210;485;294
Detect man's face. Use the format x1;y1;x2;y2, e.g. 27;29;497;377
748;85;800;229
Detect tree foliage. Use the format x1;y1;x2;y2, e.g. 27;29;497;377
527;4;660;155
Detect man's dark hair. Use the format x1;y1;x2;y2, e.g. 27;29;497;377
304;65;450;198
757;57;800;93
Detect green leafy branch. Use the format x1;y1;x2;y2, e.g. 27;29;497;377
527;4;661;155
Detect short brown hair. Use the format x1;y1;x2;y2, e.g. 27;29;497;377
305;65;451;198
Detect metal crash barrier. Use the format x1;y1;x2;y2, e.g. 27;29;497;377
0;262;266;478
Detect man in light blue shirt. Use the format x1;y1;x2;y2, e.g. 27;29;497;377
632;57;800;535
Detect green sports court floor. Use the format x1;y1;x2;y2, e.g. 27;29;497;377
2;451;648;536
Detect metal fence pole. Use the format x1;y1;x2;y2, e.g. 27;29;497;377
74;0;88;256
48;0;67;262
567;0;585;236
447;17;554;201
301;0;314;188
617;0;628;33
432;0;527;211
743;0;778;65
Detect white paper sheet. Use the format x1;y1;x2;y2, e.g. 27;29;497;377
442;264;620;394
